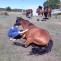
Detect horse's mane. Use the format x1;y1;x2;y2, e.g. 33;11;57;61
22;19;34;26
17;17;35;28
17;17;34;26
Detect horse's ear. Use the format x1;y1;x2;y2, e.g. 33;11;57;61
18;17;25;21
17;17;21;20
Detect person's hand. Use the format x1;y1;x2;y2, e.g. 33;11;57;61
11;27;14;29
18;31;21;34
18;29;29;34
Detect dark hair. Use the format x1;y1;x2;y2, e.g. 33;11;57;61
14;17;20;26
14;24;19;26
39;6;42;9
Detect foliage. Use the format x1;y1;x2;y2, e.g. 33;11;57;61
43;0;61;9
6;6;11;11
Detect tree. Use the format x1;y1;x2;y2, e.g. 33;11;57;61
43;0;61;9
6;6;11;11
43;1;49;7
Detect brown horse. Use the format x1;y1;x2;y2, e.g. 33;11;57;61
36;6;52;20
44;6;52;19
48;7;52;17
36;6;44;16
15;17;52;47
26;9;33;18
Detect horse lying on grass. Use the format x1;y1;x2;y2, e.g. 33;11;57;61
15;17;52;48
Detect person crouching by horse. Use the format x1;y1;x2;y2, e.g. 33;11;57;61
8;17;28;43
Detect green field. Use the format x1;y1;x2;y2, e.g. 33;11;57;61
0;14;61;61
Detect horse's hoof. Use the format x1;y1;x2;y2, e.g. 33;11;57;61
24;44;28;48
37;19;39;21
21;44;28;48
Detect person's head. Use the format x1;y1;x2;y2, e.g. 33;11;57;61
14;24;19;28
15;17;21;26
15;17;24;26
14;17;22;27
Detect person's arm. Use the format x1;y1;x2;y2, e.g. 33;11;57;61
18;29;28;34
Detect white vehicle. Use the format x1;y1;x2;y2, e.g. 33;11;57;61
52;9;61;15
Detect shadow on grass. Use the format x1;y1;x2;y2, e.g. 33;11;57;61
13;40;53;55
13;41;25;47
29;40;53;55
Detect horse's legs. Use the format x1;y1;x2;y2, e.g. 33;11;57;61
44;12;48;19
24;38;32;48
49;12;51;17
22;34;26;39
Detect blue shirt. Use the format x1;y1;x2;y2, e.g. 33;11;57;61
8;26;21;38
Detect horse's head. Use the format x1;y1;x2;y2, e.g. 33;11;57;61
15;17;35;29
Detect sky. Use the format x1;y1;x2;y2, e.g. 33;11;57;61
0;0;46;9
0;0;46;15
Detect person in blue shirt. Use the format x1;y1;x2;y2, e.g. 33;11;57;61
8;23;28;42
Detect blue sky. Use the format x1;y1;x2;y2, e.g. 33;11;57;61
0;0;46;9
0;0;46;15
